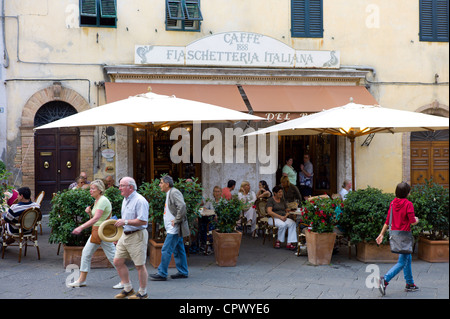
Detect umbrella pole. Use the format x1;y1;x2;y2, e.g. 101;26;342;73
350;136;355;191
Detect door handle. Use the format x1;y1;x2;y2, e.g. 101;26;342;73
66;161;72;169
44;161;49;169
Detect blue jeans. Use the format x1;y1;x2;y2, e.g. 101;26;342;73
158;233;189;278
384;253;414;284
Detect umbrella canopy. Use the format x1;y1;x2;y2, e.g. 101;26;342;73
245;102;449;190
35;91;264;180
34;91;263;130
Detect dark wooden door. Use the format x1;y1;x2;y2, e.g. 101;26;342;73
35;128;80;200
411;141;449;188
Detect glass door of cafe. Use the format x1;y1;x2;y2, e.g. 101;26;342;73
277;135;337;196
133;126;201;187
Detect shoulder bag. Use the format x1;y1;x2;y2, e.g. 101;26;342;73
388;206;414;254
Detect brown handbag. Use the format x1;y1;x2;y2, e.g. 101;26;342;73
90;226;102;244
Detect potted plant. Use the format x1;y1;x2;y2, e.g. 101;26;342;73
301;196;342;265
212;195;245;267
339;187;397;263
409;179;449;262
139;176;203;267
48;189;113;268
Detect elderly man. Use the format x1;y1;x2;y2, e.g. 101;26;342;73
113;177;149;299
150;175;189;281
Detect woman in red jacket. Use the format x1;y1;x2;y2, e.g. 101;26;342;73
376;182;419;296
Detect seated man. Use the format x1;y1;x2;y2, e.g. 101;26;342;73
1;187;40;239
69;172;90;189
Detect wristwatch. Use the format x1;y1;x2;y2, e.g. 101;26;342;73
124;220;128;225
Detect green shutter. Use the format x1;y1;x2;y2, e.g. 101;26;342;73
436;0;449;41
291;0;322;38
100;0;117;18
185;0;203;21
167;0;185;20
420;0;449;42
80;0;97;17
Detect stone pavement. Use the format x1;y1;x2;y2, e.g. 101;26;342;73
0;215;448;301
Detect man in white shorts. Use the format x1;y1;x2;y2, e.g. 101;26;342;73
113;177;149;299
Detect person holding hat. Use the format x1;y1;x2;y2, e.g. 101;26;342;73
68;179;117;288
150;175;189;282
113;177;149;299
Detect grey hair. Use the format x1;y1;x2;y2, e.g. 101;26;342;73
128;178;138;191
161;175;174;188
90;179;106;194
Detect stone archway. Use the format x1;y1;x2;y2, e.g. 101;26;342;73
19;83;95;197
402;100;449;185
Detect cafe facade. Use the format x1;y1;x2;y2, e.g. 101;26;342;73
1;1;448;202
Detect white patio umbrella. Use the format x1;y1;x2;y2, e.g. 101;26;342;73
35;91;264;179
244;101;449;190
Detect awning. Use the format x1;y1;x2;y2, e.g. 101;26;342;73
105;83;248;112
241;85;379;121
105;83;379;122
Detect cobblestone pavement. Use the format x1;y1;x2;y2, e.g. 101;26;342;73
0;215;448;302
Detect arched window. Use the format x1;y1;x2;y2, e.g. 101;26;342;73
34;101;77;127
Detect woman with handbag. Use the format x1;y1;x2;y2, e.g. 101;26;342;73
69;179;118;288
376;182;419;296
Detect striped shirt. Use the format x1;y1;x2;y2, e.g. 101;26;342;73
3;201;40;234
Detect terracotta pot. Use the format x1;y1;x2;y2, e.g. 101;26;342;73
212;230;242;267
305;231;336;265
63;245;113;269
356;241;398;263
148;239;176;268
418;237;449;263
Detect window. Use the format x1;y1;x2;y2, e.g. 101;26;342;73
80;0;117;27
166;0;203;32
291;0;323;38
419;0;449;42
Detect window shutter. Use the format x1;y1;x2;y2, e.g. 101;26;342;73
308;0;323;37
420;0;449;42
80;0;97;17
185;0;203;21
167;0;185;20
291;0;322;38
291;0;306;37
100;0;117;18
436;0;449;41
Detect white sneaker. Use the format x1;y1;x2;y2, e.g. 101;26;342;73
113;282;124;289
68;281;86;288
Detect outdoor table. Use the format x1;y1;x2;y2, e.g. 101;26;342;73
199;208;215;217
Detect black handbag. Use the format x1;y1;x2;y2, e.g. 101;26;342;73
388;206;414;254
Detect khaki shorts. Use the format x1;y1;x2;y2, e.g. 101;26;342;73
114;229;148;266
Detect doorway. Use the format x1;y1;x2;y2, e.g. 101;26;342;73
410;129;449;188
34;101;79;209
277;135;337;195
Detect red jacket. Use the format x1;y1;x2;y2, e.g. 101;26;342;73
385;198;416;231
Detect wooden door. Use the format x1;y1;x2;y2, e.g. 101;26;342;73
35;128;80;200
411;141;449;188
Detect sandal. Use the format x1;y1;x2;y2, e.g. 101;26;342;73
274;240;281;249
286;243;296;251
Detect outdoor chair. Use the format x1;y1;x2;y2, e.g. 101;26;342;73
35;191;45;235
255;199;279;248
1;207;42;262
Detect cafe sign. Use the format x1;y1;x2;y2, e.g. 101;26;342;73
135;32;339;69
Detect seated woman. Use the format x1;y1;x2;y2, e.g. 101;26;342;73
238;181;258;238
199;186;222;254
266;185;298;250
256;180;272;200
280;175;302;209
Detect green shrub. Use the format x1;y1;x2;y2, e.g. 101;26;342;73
48;188;94;246
340;187;395;244
213;195;245;233
409;179;449;240
104;186;123;218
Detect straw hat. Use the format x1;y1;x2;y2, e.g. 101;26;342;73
98;219;123;242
